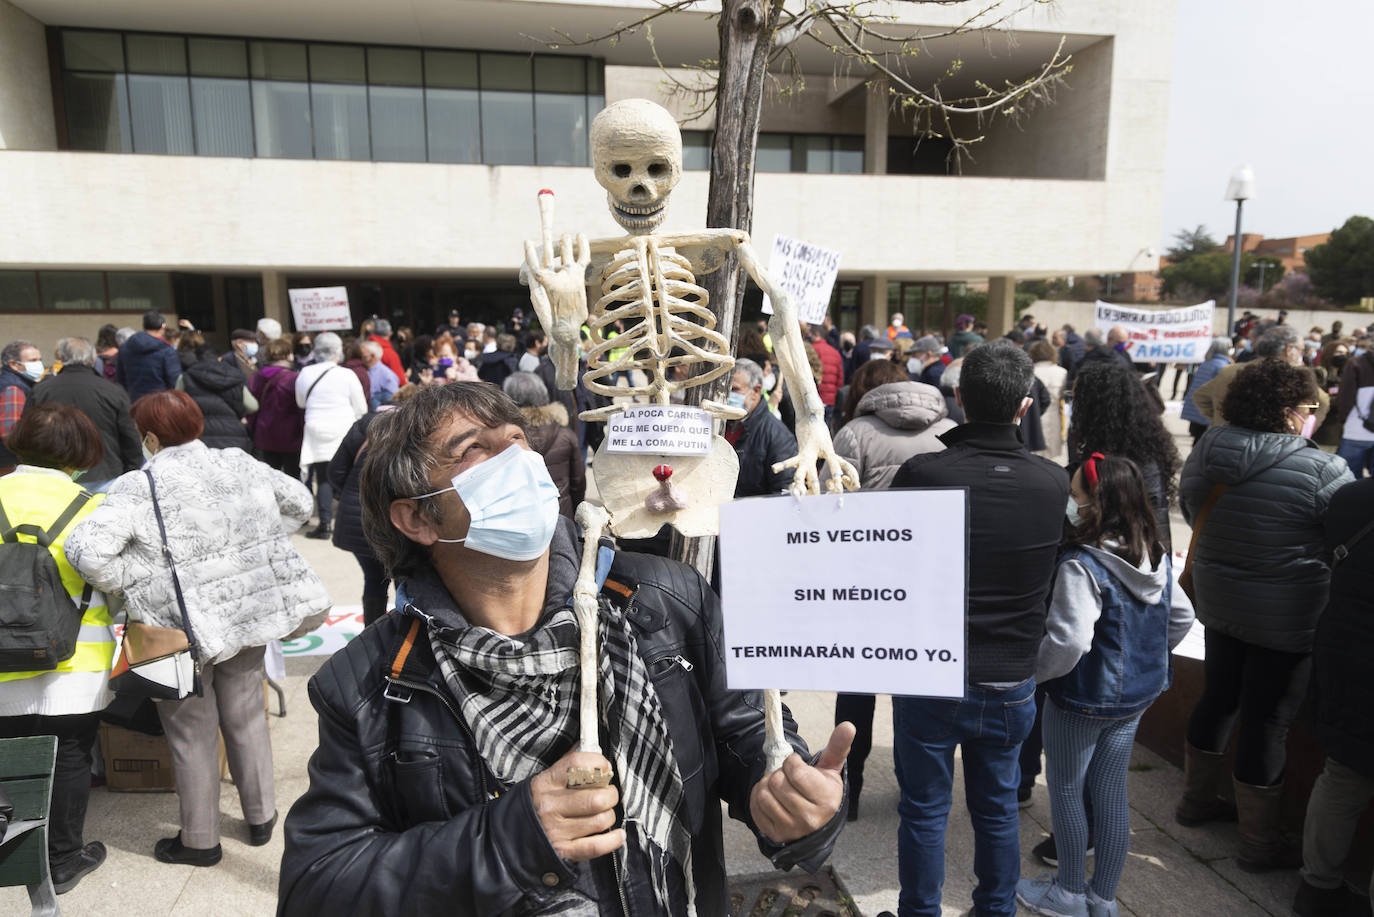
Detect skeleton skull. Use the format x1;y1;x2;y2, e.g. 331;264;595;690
590;99;682;234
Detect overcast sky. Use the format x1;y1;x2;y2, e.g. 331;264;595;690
1158;0;1374;251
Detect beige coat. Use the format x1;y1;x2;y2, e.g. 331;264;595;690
1033;361;1068;461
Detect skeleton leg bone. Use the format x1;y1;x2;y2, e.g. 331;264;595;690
572;501;612;764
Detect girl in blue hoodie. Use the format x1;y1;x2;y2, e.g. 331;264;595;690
1018;453;1195;917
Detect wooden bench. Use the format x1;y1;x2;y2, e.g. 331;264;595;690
0;735;60;916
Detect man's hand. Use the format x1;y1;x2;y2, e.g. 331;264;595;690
530;751;625;862
750;722;855;844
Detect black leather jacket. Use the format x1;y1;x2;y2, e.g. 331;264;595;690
279;526;845;916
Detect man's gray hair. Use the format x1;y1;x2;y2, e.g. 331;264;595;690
257;317;282;340
360;339;383;358
116;327;136;345
1206;337;1231;361
2;340;35;367
56;337;95;367
1256;325;1299;359
359;383;527;579
733;357;764;389
502;371;550;407
372;318;392;337
912;335;941;355
859;325;880;341
313;332;343;363
1083;328;1105;349
941;361;962;391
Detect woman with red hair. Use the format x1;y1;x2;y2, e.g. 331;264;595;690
66;390;330;867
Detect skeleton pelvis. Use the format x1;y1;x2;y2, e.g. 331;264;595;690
593;437;739;538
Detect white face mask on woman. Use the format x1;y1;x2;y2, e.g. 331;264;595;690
414;444;561;561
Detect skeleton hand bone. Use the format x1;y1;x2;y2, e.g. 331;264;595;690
524;192;591;391
773;415;861;496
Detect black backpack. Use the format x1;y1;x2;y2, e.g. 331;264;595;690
0;492;92;672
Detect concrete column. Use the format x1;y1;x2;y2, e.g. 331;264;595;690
860;274;888;330
261;270;289;329
864;76;889;175
987;275;1017;336
0;0;57;150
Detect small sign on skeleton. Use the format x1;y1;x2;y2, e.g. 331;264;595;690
521;100;861;791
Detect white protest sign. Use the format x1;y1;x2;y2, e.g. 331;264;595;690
719;489;967;697
1095;300;1215;364
761;234;841;326
605;405;713;456
289;286;352;332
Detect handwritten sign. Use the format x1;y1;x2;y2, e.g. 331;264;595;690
761;235;842;326
1095;300;1215;364
605;405;713;456
289;286;352;331
719;489;967;697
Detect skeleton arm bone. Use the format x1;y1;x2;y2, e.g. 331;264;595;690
734;239;861;497
522;193;590;391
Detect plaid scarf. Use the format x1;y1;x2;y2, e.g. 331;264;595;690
427;591;694;916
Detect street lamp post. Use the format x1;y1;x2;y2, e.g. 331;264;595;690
1224;165;1256;336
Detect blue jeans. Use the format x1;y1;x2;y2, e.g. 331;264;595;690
1337;438;1374;478
894;678;1037;917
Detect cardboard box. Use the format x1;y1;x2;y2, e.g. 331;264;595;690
100;722;228;793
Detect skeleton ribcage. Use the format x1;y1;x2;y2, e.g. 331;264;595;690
582;241;735;414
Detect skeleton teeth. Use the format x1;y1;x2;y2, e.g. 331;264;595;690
615;201;664;216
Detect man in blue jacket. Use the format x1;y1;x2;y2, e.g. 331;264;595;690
115;310;180;402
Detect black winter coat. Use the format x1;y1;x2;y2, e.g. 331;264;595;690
115;331;180;402
328;413;375;557
892;422;1070;683
278;524;844;917
1181;424;1353;653
181;358;253;452
477;350;519;387
1312;478;1374;777
730;399;798;497
29;365;142;483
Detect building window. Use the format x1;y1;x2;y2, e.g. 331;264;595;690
0;270;174;314
56;28;603;166
679;130;864;174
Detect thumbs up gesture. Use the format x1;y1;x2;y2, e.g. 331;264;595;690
749;722;855;844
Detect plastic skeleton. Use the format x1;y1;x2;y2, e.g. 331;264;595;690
523;99;860;774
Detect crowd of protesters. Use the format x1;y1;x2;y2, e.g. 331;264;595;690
1;300;1373;917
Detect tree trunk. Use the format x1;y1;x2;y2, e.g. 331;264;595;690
672;0;781;578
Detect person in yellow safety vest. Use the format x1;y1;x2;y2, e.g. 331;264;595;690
0;402;115;896
605;318;631;387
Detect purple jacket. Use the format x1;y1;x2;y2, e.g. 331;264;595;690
249;364;305;453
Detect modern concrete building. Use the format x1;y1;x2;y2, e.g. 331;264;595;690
1;0;1175;348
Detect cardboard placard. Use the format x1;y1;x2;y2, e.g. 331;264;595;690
761;235;841;326
718;489;968;697
289;286;352;332
1094;300;1216;364
605;405;713;456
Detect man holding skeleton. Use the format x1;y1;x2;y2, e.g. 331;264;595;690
278;383;851;915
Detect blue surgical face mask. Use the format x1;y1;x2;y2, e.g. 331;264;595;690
243;342;259;358
20;360;43;382
1066;495;1084;528
416;444;560;561
727;391;748;411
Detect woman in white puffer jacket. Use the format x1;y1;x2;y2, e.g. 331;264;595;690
66;390;331;868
